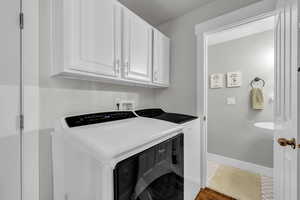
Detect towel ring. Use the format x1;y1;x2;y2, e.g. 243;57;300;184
251;77;265;88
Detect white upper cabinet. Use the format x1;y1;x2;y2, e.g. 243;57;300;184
51;0;170;87
52;0;122;78
122;8;153;82
153;30;170;86
77;0;122;77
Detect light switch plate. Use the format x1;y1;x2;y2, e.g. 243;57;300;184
227;97;236;105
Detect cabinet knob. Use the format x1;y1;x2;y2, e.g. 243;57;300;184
115;60;120;75
125;61;130;75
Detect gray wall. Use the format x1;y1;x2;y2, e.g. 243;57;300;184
38;0;273;199
39;0;157;199
207;31;274;168
156;0;262;115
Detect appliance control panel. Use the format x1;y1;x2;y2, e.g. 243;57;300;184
65;111;137;127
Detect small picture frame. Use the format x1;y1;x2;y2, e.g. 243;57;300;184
210;73;224;89
227;72;242;88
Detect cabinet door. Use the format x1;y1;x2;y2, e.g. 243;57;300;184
153;30;170;86
123;9;153;82
65;0;122;77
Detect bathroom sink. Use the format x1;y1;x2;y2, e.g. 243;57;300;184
254;122;274;130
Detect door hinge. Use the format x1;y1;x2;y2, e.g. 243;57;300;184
19;12;24;30
203;116;207;121
298;67;300;72
20;114;24;130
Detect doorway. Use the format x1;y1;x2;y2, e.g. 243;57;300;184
196;0;300;198
195;8;278;199
205;16;275;200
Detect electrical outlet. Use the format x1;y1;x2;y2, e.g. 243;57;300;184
120;101;135;111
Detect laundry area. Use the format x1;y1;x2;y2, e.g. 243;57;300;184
0;0;299;200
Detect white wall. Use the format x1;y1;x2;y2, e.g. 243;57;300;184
0;0;39;199
23;0;40;199
156;0;262;115
31;1;276;199
39;0;157;199
39;0;157;131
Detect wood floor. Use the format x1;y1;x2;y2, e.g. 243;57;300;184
195;188;237;200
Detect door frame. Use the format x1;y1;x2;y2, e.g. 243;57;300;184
195;0;277;189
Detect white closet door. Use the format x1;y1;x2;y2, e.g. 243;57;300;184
66;0;122;77
123;9;152;82
0;0;21;199
153;30;170;86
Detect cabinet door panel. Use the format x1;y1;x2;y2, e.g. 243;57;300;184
153;31;160;83
161;34;170;85
153;30;170;86
67;0;121;77
123;10;152;82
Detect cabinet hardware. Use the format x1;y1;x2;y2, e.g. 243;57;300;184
115;60;120;75
125;61;130;75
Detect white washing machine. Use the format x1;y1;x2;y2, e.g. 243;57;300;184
52;111;185;200
135;109;201;200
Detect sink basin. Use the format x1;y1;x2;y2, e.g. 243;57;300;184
254;122;274;130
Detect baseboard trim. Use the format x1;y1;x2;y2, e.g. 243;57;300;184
207;153;273;177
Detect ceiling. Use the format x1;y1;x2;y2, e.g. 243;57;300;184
118;0;215;26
